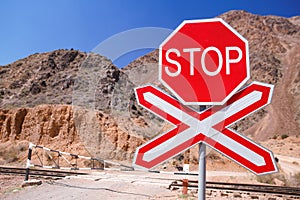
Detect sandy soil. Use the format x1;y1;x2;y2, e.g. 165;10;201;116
1;171;177;200
0;170;260;200
0;175;24;195
1;164;299;200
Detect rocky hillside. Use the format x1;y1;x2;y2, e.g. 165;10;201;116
0;50;153;163
0;50;86;108
0;10;299;166
219;11;300;140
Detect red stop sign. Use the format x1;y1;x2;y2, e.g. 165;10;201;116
159;18;250;105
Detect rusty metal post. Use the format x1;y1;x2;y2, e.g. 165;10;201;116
182;178;188;195
182;149;190;195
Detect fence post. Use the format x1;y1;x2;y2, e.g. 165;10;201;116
57;152;60;169
25;143;34;181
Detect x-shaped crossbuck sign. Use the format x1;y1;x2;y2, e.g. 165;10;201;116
132;82;278;175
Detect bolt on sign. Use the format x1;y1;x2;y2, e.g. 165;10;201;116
132;18;278;176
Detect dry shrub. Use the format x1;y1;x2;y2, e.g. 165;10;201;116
0;146;19;163
290;173;300;187
257;173;286;185
281;134;289;139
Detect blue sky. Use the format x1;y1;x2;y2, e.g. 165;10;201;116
0;0;299;67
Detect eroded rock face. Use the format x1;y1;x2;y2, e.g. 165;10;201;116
0;105;146;163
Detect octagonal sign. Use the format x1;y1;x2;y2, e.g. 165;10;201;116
159;18;250;105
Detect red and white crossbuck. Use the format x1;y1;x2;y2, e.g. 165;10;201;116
132;82;278;175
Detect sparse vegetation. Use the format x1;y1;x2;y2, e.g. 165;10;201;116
292;161;299;165
281;134;289;139
257;173;286;185
208;152;221;160
17;143;28;152
177;194;187;199
177;194;196;199
287;172;300;187
294;173;300;186
0;146;19;163
5;187;22;194
257;174;275;184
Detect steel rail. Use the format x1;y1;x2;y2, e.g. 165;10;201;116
0;166;88;178
171;180;300;197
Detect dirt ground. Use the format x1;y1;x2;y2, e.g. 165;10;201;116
0;175;24;195
0;169;263;200
1;136;300;200
1;171;177;200
1;169;298;200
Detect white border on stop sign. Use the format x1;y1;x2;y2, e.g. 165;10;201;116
158;18;250;106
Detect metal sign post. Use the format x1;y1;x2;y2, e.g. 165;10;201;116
198;105;206;200
198;142;206;200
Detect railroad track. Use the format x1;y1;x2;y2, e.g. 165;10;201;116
1;166;300;197
171;180;300;197
0;166;88;178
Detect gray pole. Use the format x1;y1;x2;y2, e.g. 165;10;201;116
198;142;206;200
